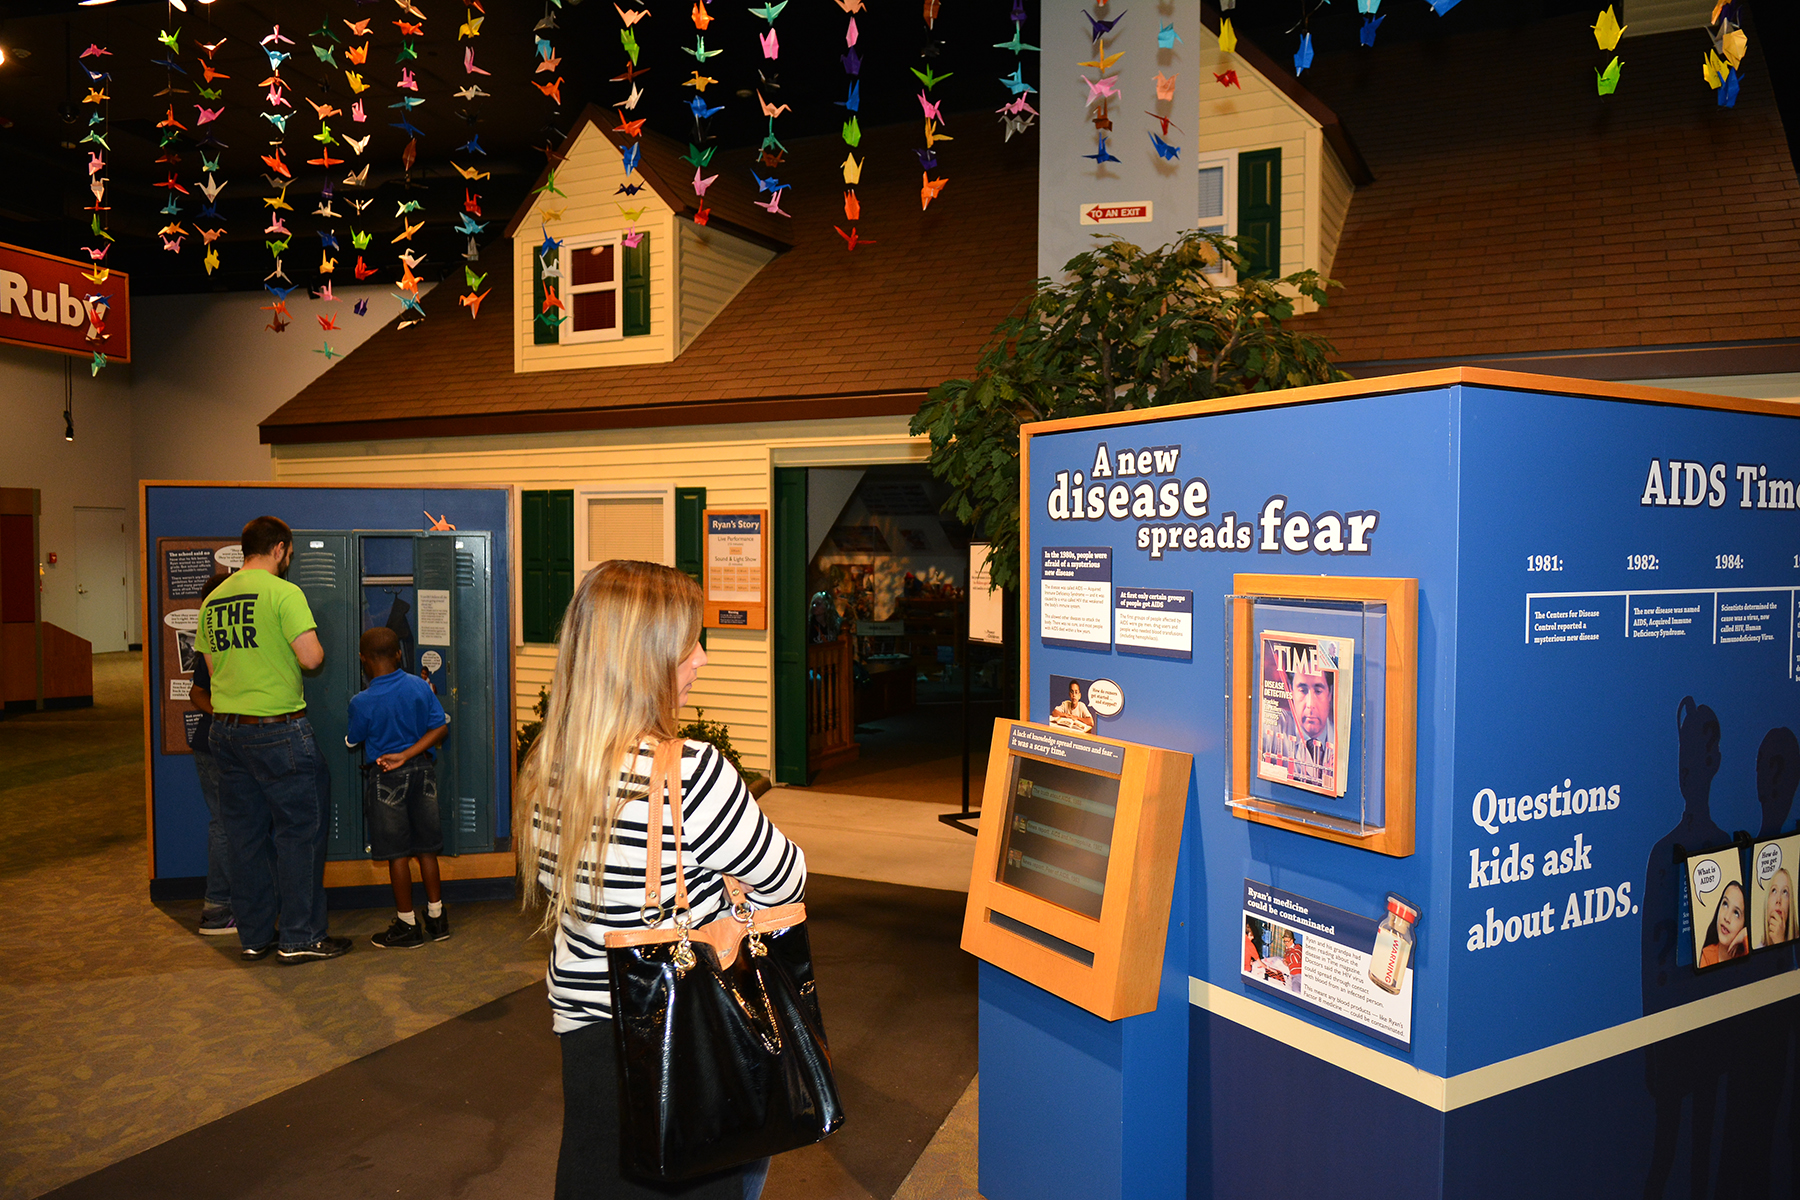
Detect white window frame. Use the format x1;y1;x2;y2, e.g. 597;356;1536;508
1195;149;1239;282
558;233;625;346
576;485;675;573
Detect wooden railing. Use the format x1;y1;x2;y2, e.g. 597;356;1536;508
806;637;859;775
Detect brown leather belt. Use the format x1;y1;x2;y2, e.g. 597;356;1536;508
218;710;307;725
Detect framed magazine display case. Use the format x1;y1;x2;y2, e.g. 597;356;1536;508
1226;574;1417;857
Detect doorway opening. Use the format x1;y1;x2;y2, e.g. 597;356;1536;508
792;464;1012;803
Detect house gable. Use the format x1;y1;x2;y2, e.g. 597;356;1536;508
509;116;778;373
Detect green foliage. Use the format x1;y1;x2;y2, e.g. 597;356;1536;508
516;685;549;764
910;231;1348;591
677;708;745;777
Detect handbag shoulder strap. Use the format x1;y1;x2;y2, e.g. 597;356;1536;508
639;738;690;924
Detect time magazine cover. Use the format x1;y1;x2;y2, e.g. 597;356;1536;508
1257;631;1354;799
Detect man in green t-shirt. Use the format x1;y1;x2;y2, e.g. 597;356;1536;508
198;515;348;963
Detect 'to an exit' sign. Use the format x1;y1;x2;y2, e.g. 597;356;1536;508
1079;202;1154;226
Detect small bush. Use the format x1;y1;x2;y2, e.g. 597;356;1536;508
677;708;745;777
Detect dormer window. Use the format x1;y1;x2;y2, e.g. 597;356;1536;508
533;233;651;345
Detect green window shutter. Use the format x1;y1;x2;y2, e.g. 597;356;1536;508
675;487;707;586
623;238;650;338
1237;148;1282;278
521;489;575;643
532;249;560;345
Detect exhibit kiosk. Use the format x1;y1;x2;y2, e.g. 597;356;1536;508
141;483;515;898
967;370;1800;1200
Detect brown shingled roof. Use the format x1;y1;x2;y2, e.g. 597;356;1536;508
262;116;1036;443
1296;14;1800;371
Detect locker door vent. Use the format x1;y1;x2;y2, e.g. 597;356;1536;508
455;551;477;589
459;795;479;837
291;549;342;589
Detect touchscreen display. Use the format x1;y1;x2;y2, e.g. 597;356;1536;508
999;755;1121;919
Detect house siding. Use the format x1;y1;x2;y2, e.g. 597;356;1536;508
677;223;778;356
1197;43;1319;280
1319;138;1355;283
270;413;931;773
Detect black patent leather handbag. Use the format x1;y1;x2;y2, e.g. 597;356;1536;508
604;741;845;1181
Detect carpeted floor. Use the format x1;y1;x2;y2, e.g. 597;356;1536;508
34;874;978;1200
0;653;983;1200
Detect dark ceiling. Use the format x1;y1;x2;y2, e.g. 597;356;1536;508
0;0;1792;295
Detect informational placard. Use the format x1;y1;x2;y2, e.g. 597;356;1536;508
1040;546;1111;651
155;537;237;755
970;542;1005;645
1241;880;1414;1050
1008;722;1125;774
1256;630;1355;799
1114;586;1192;659
417;588;451;646
703;509;768;630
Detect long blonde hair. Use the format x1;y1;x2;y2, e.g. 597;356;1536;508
516;560;702;933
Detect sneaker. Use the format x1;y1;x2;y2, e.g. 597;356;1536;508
422;908;451;942
199;908;237;937
372;916;426;949
277;936;353;962
240;941;276;962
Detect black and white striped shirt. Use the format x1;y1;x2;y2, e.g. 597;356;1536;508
533;739;806;1032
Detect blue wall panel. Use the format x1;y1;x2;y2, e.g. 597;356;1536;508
144;486;511;879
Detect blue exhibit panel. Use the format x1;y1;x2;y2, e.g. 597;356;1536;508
144;486;511;880
1025;387;1463;1073
1448;388;1800;1072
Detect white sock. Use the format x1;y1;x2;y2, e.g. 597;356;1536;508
427;901;443;917
396;910;417;925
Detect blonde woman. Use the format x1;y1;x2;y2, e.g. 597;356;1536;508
1765;867;1796;946
517;561;806;1200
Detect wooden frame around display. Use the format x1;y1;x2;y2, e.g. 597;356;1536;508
961;719;1192;1021
1229;574;1417;857
701;507;768;631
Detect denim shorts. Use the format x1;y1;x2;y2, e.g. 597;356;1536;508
364;757;442;859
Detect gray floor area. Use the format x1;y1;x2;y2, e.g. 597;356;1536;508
0;653;986;1200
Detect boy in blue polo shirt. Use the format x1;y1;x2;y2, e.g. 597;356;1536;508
347;627;451;949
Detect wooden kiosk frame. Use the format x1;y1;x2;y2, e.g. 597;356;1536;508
1229;573;1418;857
962;719;1192;1021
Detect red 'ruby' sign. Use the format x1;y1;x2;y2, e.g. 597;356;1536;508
0;242;132;363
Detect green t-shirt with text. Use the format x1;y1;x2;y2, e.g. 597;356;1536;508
195;568;318;716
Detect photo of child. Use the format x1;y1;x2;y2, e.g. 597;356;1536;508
1048;675;1097;733
1750;833;1800;950
1687;846;1749;969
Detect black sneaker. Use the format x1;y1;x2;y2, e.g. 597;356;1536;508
199;907;237;937
372;916;426;949
240;941;276;962
277;936;353;962
422;908;451;942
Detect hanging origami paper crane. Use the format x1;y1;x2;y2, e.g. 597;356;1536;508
1294;33;1314;74
912;65;953;89
1084;134;1119;164
1084;10;1126;40
1359;15;1384;46
1000;67;1036;95
1218;18;1237;53
1592;6;1626;49
834;226;875;251
1158;23;1181;48
1148;132;1180;160
1717;66;1739;107
920;173;948;209
1595;55;1622;95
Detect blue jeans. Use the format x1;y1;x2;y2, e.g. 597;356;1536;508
209;717;331;950
193;751;233;910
